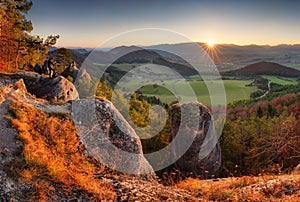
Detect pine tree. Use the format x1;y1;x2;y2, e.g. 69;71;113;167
267;104;276;118
0;0;59;71
256;106;263;118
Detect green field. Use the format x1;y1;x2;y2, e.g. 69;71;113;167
124;79;257;105
262;76;298;85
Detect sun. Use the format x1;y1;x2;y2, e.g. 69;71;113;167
207;39;215;48
204;39;220;63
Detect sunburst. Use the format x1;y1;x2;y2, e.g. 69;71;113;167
207;39;215;48
203;40;221;64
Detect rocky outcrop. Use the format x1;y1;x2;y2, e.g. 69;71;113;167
27;75;79;103
77;69;92;82
0;79;38;201
61;63;92;82
1;72;153;176
0;72;79;103
168;102;221;177
72;98;154;175
61;63;80;80
0;75;160;201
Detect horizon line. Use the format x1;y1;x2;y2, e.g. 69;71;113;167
56;42;300;50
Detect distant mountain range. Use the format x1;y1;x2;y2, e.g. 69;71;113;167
49;46;198;79
146;43;300;70
49;43;300;80
114;49;161;64
52;43;300;68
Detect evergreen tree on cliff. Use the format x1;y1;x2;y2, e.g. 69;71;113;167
0;0;59;71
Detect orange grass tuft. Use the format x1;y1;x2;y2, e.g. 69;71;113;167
175;174;300;201
9;102;115;200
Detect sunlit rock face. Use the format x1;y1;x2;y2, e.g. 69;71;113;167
0;72;79;103
27;75;79;103
168;102;221;178
72;98;154;176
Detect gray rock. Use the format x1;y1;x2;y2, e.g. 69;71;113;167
61;62;80;81
61;61;92;82
27;75;79;103
168;102;221;177
0;72;79;103
71;98;154;175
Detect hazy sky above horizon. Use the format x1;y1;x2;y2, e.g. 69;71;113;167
28;0;300;48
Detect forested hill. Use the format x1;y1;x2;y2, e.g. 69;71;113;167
223;61;300;78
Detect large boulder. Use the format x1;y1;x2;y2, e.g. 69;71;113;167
71;98;154;175
27;75;79;103
61;62;92;82
168;102;221;177
0;72;79;103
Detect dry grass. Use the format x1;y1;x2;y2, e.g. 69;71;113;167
6;100;300;201
8;101;115;201
175;174;300;201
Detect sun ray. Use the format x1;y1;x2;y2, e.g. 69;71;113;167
202;40;222;65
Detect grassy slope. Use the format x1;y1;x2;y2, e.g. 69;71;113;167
8;102;114;201
175;174;300;201
262;76;298;85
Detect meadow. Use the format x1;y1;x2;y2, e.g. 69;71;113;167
107;63;300;105
262;75;298;85
124;78;257;105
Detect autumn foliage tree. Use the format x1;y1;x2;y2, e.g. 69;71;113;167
0;0;59;71
221;93;300;176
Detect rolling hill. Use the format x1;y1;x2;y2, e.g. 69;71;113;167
103;49;199;84
49;44;300;81
114;49;161;64
48;48;86;67
53;43;300;71
152;57;197;77
108;45;143;55
147;43;300;70
223;61;300;78
48;47;199;82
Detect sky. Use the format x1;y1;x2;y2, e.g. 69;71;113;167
28;0;300;48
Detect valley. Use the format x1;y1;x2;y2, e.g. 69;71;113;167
1;0;300;200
